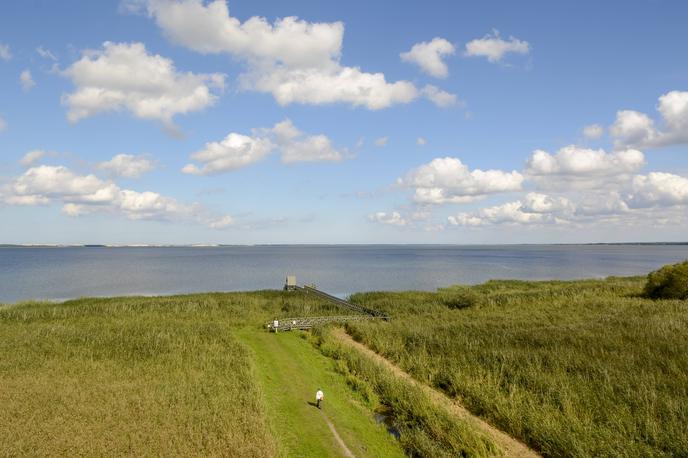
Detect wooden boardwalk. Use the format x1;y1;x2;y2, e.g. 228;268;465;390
267;284;388;332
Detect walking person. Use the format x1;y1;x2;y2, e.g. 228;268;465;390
315;388;324;409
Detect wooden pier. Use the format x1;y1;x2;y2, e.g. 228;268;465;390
268;278;389;332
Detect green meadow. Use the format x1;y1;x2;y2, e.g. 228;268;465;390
1;270;686;457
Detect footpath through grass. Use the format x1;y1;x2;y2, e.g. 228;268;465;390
237;328;404;458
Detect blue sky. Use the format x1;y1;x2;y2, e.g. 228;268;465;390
1;0;687;244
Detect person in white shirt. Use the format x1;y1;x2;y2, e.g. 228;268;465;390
315;389;324;409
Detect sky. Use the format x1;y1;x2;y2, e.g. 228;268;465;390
0;0;687;244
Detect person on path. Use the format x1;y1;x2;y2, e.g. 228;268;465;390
315;389;324;409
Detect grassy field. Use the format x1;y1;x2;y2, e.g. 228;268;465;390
2;275;687;457
346;277;688;456
0;293;283;456
0;291;352;456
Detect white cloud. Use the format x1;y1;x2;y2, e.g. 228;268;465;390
449;193;574;227
2;164;232;228
582;124;604;139
20;150;48;167
0;43;11;61
450;201;544;227
36;46;58;61
400;37;455;78
97;154;156;178
448;170;688;228
525;145;645;189
270;119;344;163
183;119;344;175
374;136;388;147
136;0;420;110
244;65;418;110
139;0;343;67
400;157;523;204
465;30;530;63
611;91;688;148
416;137;427;146
62;41;225;126
182;132;274;175
421;85;458;108
368;211;407;226
20;70;35;91
628;172;688;208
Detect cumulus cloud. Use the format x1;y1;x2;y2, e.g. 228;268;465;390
465;30;530;63
611;91;688;148
368;211;408;226
97;154;156;178
182;132;273;175
628;172;688;208
582;124;604;139
183;119;344;175
525;145;645;189
374;136;388;147
0;43;11;61
421;85;458;108
243;64;418;110
400;37;455;78
448;170;688;228
62;41;225;127
20;70;35;91
416;137;427;146
134;0;421;110
449;193;575;227
400;157;523;204
1;164;232;228
270;119;345;163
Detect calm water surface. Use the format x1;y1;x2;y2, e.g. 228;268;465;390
1;245;687;303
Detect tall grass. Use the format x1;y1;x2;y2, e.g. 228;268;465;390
347;277;688;457
311;327;500;458
0;290;334;456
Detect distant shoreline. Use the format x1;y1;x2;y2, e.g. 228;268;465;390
2;242;688;248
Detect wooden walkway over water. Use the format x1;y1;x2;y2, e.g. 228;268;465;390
267;283;389;332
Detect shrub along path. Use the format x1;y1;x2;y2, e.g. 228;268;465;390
237;328;404;458
332;328;540;458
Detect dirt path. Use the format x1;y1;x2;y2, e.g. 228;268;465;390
320;410;356;458
332;328;541;458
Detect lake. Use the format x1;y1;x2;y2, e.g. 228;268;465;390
1;244;687;303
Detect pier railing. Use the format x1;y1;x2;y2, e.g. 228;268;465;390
266;284;389;332
267;314;386;331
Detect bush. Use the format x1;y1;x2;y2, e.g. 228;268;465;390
440;287;481;309
643;260;688;299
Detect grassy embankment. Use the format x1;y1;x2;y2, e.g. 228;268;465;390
345;276;688;456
